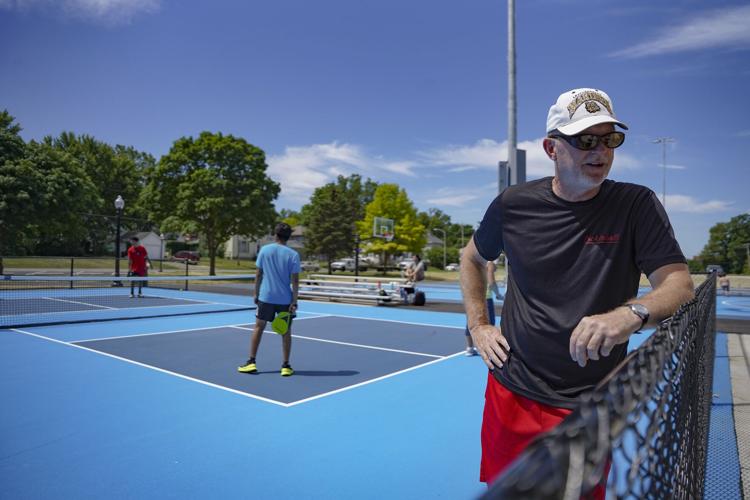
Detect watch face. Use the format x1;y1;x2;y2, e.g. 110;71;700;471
631;303;649;320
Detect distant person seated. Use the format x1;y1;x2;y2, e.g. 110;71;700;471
401;254;425;302
719;273;730;295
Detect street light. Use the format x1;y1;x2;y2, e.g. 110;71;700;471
114;195;124;278
160;233;165;272
433;228;446;270
652;137;675;208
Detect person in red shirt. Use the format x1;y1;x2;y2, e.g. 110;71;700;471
127;237;151;297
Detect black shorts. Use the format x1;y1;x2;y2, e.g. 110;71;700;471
256;301;295;323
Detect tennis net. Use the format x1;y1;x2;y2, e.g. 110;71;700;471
484;273;716;500
0;274;256;328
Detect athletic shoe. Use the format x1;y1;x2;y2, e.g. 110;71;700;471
465;347;478;357
138;294;144;298
280;363;294;377
129;293;135;298
238;360;258;373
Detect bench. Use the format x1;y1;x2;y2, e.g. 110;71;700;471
300;275;408;304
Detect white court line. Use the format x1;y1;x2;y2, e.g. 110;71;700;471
285;352;464;407
70;323;252;343
720;299;750;310
11;311;462;409
69;313;332;343
4;298;248;320
46;297;116;310
300;311;465;330
10;328;289;407
229;325;441;358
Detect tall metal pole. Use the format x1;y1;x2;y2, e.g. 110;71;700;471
507;0;517;186
653;137;675;208
114;195;124;277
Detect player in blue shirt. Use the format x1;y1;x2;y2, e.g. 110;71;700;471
238;223;301;376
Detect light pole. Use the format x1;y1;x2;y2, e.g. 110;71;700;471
159;233;165;272
507;0;517;187
653;137;675;208
434;228;446;270
114;195;124;278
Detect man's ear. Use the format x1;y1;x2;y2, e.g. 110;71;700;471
542;137;557;160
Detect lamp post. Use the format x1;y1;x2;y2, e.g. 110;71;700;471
160;233;165;272
434;228;446;270
114;195;124;278
652;137;675;208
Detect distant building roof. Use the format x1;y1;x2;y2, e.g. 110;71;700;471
121;230;159;241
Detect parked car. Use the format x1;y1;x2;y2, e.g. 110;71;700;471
301;261;320;272
331;258;367;272
445;263;459;271
171;250;200;264
705;264;724;274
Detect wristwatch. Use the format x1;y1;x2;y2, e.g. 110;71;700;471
627;303;650;331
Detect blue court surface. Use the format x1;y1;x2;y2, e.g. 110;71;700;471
1;289;748;499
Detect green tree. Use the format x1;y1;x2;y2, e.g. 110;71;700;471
418;208;474;248
143;132;279;275
45;132;156;254
0;110;25;165
417;208;451;233
426;246;460;270
357;184;426;273
278;208;301;227
303;183;357;273
697;214;750;274
1;141;99;255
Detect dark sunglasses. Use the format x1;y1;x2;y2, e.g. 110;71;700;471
548;131;626;150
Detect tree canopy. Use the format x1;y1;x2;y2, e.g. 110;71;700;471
693;213;750;274
357;183;426;271
142;131;279;274
301;174;377;272
44;132;156;254
1;140;99;254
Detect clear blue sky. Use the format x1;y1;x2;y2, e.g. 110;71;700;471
2;0;749;258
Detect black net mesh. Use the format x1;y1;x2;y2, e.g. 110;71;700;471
483;274;717;500
0;274;255;328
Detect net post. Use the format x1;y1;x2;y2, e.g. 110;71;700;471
70;258;74;289
185;259;189;290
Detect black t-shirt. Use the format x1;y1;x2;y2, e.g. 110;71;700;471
473;177;686;408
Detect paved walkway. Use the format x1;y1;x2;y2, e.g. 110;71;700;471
728;333;750;498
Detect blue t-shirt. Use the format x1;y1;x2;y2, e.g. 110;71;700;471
256;243;301;304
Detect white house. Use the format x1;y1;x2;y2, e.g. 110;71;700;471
225;226;307;260
121;231;165;261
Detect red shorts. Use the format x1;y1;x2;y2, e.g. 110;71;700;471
480;373;608;499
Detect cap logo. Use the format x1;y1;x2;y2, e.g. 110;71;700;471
567;90;612;118
585;101;601;114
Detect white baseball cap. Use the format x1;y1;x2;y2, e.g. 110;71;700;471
546;88;628;135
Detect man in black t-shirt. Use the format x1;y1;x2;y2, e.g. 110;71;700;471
460;88;695;492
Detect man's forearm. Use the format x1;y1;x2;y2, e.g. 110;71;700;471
292;275;299;303
460;243;490;331
628;266;694;329
254;271;263;300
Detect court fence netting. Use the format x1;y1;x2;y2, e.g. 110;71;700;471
0;274;256;328
484;273;717;500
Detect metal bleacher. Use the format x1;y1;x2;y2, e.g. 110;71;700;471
299;275;407;304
